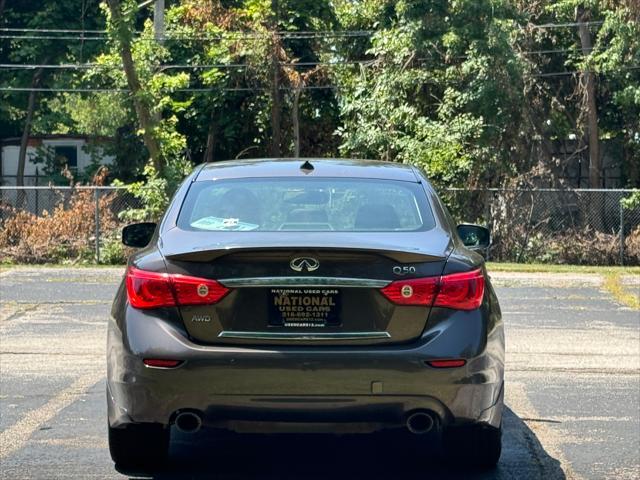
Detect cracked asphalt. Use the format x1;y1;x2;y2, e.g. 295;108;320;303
0;267;638;479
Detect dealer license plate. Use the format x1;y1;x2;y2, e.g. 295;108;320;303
268;288;341;327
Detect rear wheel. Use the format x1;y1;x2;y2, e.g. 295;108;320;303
108;423;169;470
443;423;502;469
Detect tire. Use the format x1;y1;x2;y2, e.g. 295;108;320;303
443;423;502;469
108;423;170;470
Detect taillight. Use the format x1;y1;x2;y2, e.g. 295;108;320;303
380;269;484;310
125;267;230;309
379;277;439;306
126;268;175;309
171;274;231;306
434;269;485;310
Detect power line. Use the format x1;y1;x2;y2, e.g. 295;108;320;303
0;22;606;35
531;66;640;77
0;85;339;93
0;30;375;42
0;60;374;70
0;21;609;42
0;27;106;33
519;47;592;55
0;27;375;36
0;35;107;41
3;65;638;93
0;47;611;71
528;21;604;29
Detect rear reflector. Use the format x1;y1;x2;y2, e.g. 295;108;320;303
379;269;484;310
426;359;466;368
126;267;230;309
143;359;183;368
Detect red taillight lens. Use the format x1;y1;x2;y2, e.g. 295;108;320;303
379;277;439;306
379;269;485;311
126;267;230;309
171;274;230;306
434;269;485;310
126;268;175;309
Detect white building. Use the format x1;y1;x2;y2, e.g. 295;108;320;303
0;135;114;185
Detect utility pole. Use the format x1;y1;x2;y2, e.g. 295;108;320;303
154;0;165;42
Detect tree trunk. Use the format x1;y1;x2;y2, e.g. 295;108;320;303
576;5;605;232
16;67;45;207
270;35;282;158
105;0;163;172
203;111;216;163
292;84;302;157
269;0;281;157
576;5;600;188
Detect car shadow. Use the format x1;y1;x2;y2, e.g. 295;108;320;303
119;407;565;480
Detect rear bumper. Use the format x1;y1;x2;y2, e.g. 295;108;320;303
107;308;504;432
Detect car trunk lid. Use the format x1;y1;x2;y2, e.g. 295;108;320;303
161;228;452;346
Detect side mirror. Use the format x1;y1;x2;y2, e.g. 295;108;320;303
456;223;491;253
122;222;157;248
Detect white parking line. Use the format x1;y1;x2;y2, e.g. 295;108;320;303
0;372;104;460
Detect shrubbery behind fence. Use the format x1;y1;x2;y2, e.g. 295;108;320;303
0;186;638;265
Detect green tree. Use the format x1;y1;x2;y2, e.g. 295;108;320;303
334;0;526;188
0;0;105;192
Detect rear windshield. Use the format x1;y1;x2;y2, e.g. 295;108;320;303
178;177;435;232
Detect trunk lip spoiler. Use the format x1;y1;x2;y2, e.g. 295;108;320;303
159;228;453;263
218;276;390;288
162;245;448;263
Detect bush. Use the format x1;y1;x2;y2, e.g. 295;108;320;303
625;227;640;265
0;189;120;264
544;231;621;265
99;232;131;265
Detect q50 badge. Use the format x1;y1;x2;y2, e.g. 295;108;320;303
392;266;416;276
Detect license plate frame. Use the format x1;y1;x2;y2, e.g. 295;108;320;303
268;288;341;327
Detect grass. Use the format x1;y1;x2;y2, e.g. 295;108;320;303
603;273;640;310
486;262;640;275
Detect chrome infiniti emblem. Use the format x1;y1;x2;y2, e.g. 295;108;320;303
290;257;320;272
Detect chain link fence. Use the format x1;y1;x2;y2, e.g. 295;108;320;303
442;188;640;265
0;186;140;264
0;185;639;265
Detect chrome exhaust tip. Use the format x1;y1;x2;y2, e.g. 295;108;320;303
175;411;202;434
406;411;436;434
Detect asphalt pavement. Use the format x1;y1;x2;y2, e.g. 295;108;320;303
0;267;638;479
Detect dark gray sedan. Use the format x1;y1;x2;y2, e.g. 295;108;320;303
107;158;504;470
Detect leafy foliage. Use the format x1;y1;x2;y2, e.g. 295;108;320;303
1;0;638;199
